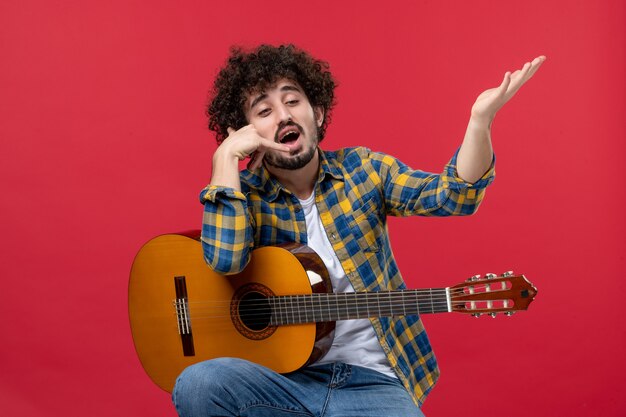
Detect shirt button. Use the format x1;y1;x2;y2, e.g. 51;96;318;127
294;206;301;213
331;233;336;240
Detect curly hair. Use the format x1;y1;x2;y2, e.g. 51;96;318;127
207;44;336;144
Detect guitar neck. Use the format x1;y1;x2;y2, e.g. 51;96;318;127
269;288;449;325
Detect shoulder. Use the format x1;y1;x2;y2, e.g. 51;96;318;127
323;146;377;170
324;146;399;175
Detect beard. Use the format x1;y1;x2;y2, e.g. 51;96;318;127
263;121;319;170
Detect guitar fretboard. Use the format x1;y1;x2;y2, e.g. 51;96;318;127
269;289;449;325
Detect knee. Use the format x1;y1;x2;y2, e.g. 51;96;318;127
174;357;241;394
172;358;256;416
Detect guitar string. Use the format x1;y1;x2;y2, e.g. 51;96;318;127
183;295;470;310
179;307;504;328
177;289;508;315
180;300;497;320
179;283;507;307
177;299;511;326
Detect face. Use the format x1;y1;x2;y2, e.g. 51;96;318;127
244;79;324;171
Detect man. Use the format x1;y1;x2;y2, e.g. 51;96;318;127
173;44;545;417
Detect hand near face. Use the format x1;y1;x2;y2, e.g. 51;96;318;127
222;125;290;170
471;56;546;125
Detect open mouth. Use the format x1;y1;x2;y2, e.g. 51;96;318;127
277;125;302;144
280;130;300;144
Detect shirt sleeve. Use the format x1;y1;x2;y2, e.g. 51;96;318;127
369;148;495;217
199;185;255;274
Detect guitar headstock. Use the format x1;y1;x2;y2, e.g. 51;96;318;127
449;272;537;317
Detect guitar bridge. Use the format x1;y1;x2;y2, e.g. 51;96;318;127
174;276;195;356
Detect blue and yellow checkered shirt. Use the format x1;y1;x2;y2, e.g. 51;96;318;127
200;146;495;406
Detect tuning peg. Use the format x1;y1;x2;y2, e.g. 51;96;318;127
467;274;481;282
471;313;482;318
490;313;497;318
505;311;515;317
502;271;514;277
485;273;497;279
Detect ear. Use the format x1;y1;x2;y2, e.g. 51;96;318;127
314;106;325;128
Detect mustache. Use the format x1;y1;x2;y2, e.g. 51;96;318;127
274;121;304;142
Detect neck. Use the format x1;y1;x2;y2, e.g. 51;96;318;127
266;149;320;200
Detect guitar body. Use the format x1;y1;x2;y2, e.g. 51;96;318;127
128;232;335;393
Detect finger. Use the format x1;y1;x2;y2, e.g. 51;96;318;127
227;127;236;136
509;65;529;86
498;71;512;95
526;56;546;79
513;62;531;83
531;55;546;66
506;62;532;93
514;57;545;90
258;138;291;153
505;57;545;100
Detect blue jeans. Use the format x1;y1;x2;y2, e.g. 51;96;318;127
173;358;425;417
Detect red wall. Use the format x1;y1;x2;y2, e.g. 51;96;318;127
1;1;624;416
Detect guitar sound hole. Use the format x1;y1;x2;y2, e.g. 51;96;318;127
239;292;271;331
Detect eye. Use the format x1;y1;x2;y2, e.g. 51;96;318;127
286;99;299;106
258;108;271;117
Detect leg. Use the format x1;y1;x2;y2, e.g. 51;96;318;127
172;358;326;417
323;364;425;417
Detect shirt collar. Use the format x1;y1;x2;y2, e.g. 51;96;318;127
318;147;345;182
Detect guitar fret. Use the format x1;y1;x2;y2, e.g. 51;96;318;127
317;294;322;322
269;297;275;326
326;294;332;321
282;295;288;324
290;295;297;324
270;297;276;325
428;288;435;313
416;290;427;314
350;293;358;319
274;296;279;325
309;295;314;323
314;294;320;322
271;287;450;326
389;292;396;315
415;290;420;315
401;291;407;316
296;296;302;323
358;293;368;319
305;295;311;324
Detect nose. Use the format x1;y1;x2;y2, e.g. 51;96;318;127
276;103;292;123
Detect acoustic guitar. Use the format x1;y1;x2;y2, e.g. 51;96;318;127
128;232;537;392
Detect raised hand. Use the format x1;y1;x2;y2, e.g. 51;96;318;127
209;125;290;190
471;56;546;125
223;125;290;171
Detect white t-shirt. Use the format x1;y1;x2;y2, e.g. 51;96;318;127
297;191;396;378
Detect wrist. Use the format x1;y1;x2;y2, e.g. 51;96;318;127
468;115;493;131
213;142;240;164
